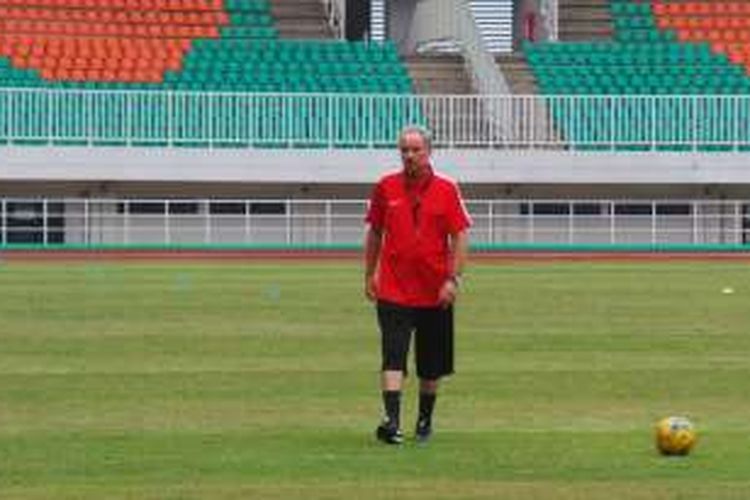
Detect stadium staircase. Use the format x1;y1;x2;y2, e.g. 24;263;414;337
559;0;614;41
404;53;493;145
268;0;333;39
495;52;539;95
524;0;750;150
404;54;473;94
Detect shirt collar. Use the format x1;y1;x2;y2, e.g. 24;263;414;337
404;164;434;192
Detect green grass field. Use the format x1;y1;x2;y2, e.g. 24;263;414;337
1;259;749;499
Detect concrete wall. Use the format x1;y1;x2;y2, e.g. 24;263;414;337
389;0;455;55
5;147;750;187
387;0;514;54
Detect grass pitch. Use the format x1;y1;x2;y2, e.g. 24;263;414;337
1;259;749;499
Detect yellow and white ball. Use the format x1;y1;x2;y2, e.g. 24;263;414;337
655;416;696;456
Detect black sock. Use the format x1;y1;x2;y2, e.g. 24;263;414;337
382;390;401;428
418;392;437;426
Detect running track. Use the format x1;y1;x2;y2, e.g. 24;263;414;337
3;249;750;262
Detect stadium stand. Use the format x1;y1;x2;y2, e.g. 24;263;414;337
524;0;750;150
0;0;410;91
3;0;750;248
0;0;419;146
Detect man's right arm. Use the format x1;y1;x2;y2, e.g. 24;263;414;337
364;226;382;301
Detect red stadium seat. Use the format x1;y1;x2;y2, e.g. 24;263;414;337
0;0;233;83
655;1;750;73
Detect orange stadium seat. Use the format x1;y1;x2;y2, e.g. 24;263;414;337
0;0;417;150
655;0;750;73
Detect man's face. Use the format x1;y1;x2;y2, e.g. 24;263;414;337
399;132;431;178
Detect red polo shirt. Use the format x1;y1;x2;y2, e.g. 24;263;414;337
366;167;472;307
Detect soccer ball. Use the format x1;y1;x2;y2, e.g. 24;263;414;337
655;416;696;456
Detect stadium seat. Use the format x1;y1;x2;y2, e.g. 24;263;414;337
525;0;750;150
0;0;420;147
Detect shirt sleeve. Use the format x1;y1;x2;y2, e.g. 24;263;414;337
445;182;472;234
365;181;385;230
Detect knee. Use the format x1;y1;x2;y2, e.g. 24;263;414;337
419;378;439;393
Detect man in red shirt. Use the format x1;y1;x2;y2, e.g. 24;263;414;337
364;126;471;444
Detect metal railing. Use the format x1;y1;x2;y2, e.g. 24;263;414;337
3;89;750;150
1;198;749;248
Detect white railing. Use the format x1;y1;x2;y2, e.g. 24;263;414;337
369;0;386;42
1;198;749;248
2;89;750;150
469;0;514;53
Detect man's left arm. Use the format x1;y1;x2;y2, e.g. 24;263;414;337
438;229;469;307
438;182;471;307
449;229;469;283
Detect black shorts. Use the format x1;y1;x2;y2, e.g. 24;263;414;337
376;300;454;380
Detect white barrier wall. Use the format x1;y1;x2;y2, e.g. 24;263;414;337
2;198;749;247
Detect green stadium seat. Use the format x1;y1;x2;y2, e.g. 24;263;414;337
525;0;750;151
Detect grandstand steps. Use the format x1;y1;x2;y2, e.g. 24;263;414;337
403;55;491;142
403;55;473;94
558;0;613;41
268;0;334;39
494;55;562;146
495;53;539;95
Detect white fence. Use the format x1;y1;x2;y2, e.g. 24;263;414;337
2;198;749;248
3;89;750;149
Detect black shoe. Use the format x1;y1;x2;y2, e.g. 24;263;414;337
375;422;404;445
415;419;432;443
